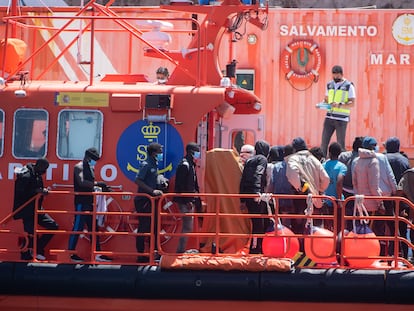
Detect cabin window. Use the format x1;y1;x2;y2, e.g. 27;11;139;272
57;109;103;159
0;109;4;157
13;109;48;159
231;129;256;154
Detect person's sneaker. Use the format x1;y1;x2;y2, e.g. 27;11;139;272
70;254;84;262
95;254;112;262
36;254;46;261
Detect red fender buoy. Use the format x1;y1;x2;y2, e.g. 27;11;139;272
263;225;299;258
304;227;337;264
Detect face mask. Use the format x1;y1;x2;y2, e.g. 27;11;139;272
89;159;97;167
374;145;379;152
193;151;201;159
158;79;167;84
156;153;163;162
333;78;342;83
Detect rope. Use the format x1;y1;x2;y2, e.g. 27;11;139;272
353;194;370;231
304;193;314;228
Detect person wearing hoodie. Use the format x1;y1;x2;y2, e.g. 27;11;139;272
174;142;201;253
239;140;270;254
13;158;59;261
338;136;364;230
286;137;330;234
383;136;410;258
373;138;397;256
266;146;295;228
352;137;382;212
68;148;112;263
384;137;410;183
352;137;397;256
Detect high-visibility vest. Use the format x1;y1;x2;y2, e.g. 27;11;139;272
327;80;352;118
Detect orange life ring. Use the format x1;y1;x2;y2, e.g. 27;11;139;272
281;40;321;84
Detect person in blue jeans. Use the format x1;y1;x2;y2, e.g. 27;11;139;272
68;147;112;262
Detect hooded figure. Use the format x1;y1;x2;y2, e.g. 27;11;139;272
240;140;270;196
239;140;270;254
286;137;330;234
384;136;409;183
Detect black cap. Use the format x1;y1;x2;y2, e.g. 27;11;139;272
85;147;100;161
292;137;307;151
35;158;50;172
362;136;377;150
186;142;200;153
147;142;163;154
332;65;343;74
385;137;400;153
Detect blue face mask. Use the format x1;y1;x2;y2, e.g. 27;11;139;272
89;159;97;167
193;151;201;159
156;153;163;162
374;145;379;153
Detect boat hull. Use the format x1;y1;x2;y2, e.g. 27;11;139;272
1;262;414;304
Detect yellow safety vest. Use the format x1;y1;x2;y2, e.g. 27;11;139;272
327;80;352;118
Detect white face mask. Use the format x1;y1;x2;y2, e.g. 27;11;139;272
157;79;167;84
374;145;379;152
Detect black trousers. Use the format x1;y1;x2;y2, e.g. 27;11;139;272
22;212;58;256
245;198;270;253
134;197;158;254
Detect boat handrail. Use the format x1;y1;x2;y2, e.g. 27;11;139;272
1;189;413;269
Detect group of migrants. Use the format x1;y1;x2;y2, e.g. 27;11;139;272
238;65;413;258
12;141;201;263
238;135;413;259
13;147;113;262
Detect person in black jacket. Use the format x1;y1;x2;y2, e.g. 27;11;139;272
13;158;58;260
239;140;270;254
68;147;111;262
174;142;200;253
384;137;411;259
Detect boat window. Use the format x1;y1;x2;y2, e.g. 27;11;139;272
231;129;255;154
13;109;48;159
57;109;103;160
0;109;4;157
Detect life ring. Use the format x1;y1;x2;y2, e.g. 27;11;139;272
281;40;321;84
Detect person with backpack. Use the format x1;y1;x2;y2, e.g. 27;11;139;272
239;140;270;254
266;145;295;229
338;136;364;230
286;137;330;235
13;158;58;260
174;142;201;253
